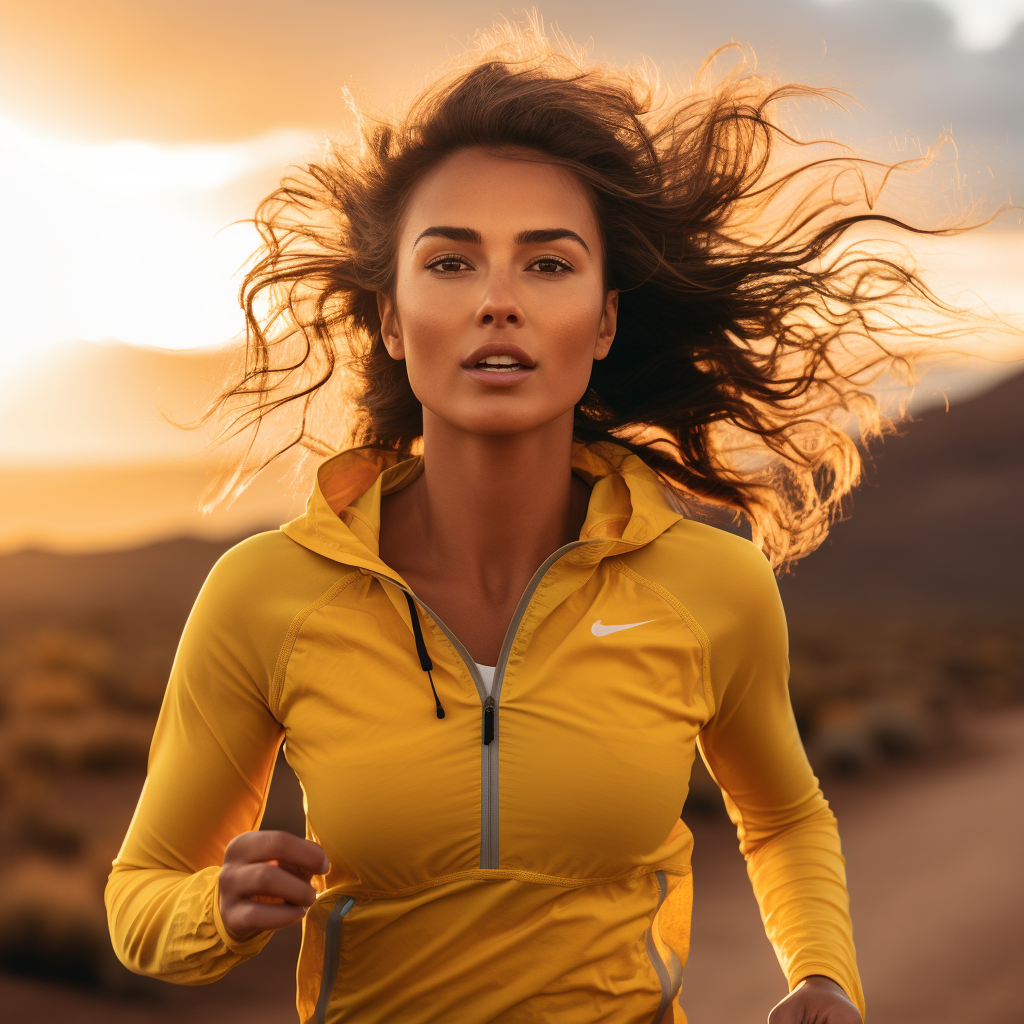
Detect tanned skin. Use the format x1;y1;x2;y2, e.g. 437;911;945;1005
375;148;615;666
218;148;861;1023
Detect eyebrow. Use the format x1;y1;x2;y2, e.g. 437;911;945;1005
515;228;591;255
413;226;482;247
413;225;591;255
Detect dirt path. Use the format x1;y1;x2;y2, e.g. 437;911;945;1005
3;708;1022;1022
683;706;1024;1024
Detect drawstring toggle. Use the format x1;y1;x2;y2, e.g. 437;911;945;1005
404;592;446;720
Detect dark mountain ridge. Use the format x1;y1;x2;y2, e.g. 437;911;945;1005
779;369;1024;614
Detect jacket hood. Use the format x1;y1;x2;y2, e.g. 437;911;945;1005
281;441;685;584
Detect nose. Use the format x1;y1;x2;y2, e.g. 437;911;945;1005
476;276;523;327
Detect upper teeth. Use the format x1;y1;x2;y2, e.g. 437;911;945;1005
482;354;519;366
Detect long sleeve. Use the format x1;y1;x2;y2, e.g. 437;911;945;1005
105;538;291;984
697;546;866;1019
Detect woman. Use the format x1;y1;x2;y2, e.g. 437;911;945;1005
105;22;964;1024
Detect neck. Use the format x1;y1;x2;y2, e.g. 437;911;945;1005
386;408;588;599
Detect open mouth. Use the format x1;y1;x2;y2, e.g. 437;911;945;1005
462;345;536;383
475;355;528;372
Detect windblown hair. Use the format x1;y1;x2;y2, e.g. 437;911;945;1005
208;18;983;566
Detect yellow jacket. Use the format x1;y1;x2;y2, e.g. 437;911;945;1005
106;443;864;1023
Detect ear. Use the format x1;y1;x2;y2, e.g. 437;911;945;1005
377;292;405;360
593;290;618;361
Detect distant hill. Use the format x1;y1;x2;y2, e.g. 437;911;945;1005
779;369;1024;614
0;535;239;622
0;370;1020;632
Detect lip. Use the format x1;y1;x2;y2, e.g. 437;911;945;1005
461;342;536;388
461;342;537;370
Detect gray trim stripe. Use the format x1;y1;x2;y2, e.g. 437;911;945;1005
645;871;683;1024
313;895;355;1024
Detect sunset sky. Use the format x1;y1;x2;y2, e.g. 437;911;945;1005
1;0;1022;549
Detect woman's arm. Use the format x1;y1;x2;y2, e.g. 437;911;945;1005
697;545;866;1022
104;536;333;984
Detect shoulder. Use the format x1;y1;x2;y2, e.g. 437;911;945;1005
625;518;777;600
179;530;358;695
201;529;345;597
621;519;783;640
190;530;356;641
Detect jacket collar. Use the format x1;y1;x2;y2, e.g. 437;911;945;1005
280;441;684;582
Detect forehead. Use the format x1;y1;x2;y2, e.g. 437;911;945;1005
400;148;599;241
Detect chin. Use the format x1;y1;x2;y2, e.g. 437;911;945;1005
461;417;551;437
431;405;563;438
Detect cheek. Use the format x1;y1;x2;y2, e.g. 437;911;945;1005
393;282;464;385
398;278;462;342
539;294;606;381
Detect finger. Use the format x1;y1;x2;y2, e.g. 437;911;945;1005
767;994;804;1023
227;899;310;938
229;861;321;907
768;992;861;1024
274;858;329;883
253;864;285;904
253;858;317;897
225;831;330;874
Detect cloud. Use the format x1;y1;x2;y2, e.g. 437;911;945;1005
815;0;1024;51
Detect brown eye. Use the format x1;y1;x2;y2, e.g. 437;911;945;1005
531;257;571;275
427;255;470;274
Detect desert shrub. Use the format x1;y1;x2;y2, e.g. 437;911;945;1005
3;712;153;776
0;856;153;992
787;614;1022;775
15;807;87;859
5;669;98;717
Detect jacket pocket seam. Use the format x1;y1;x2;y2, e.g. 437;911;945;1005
316;864;692;902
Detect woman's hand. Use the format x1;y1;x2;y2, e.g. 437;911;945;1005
218;830;331;943
768;975;863;1023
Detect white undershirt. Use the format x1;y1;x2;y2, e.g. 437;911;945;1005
474;662;496;697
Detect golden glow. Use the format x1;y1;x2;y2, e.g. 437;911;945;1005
0;116;312;360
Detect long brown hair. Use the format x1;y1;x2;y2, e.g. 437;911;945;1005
207;18;991;566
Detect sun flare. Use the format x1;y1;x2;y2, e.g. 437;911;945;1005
0;117;312;362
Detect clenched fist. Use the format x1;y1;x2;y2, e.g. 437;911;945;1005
768;975;862;1023
218;830;331;943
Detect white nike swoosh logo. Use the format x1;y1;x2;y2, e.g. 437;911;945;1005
591;619;656;637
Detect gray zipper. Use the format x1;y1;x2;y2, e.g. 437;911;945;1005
314;894;356;1024
369;539;589;869
479;540;589;867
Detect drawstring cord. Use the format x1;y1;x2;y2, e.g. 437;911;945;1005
404;592;446;720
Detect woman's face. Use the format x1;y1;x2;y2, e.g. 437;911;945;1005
378;147;618;438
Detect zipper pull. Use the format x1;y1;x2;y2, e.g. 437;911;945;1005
482;696;496;745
